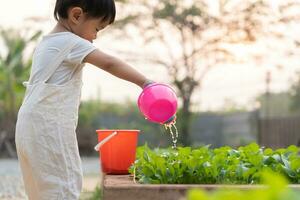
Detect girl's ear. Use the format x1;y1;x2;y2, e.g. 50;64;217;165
69;7;84;24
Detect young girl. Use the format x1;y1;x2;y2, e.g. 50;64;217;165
15;0;153;199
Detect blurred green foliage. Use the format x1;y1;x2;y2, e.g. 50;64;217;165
0;28;42;156
187;171;300;200
0;29;41;123
89;185;102;200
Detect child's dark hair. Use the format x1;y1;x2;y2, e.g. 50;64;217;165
54;0;116;24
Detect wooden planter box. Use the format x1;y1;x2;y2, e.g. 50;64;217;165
103;175;300;200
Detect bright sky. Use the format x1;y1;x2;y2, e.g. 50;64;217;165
0;0;299;111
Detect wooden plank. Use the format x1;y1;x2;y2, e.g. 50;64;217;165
103;175;300;200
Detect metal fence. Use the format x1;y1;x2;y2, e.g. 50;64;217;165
190;112;257;148
258;116;300;148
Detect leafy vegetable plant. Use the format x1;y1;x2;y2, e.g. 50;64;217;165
129;143;300;184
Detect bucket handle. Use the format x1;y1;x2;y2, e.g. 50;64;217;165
94;131;118;151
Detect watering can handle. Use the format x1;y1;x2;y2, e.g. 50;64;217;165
94;131;118;151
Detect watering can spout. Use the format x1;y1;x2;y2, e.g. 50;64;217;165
163;115;176;125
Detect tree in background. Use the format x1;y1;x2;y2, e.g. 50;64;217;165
289;71;300;113
113;0;298;145
0;28;41;157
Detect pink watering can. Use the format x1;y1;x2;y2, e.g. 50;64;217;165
138;83;178;124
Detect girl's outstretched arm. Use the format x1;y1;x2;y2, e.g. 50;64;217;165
84;49;150;88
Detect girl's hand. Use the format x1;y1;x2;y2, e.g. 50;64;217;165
142;79;155;89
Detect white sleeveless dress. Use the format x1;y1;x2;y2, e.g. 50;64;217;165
15;32;95;200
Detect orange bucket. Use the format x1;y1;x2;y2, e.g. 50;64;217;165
96;129;140;174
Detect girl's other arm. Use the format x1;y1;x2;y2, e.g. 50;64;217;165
84;49;149;88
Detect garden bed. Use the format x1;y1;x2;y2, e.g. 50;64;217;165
103;143;300;200
102;175;300;200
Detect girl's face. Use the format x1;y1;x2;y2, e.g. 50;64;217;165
75;16;110;42
66;7;111;42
